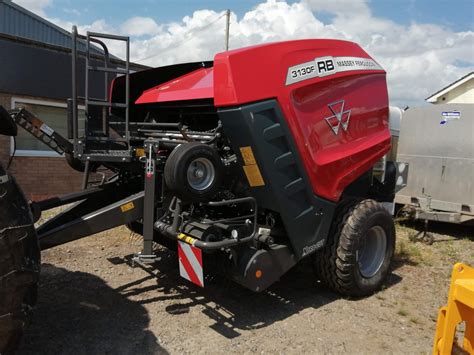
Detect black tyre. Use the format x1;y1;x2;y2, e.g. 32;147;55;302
164;143;223;202
0;165;40;354
313;199;395;297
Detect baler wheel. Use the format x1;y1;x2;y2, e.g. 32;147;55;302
313;199;395;297
0;165;40;354
164;142;223;202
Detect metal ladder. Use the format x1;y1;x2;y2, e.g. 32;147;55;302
71;26;131;162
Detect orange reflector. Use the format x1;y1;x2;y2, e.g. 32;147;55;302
255;270;263;279
135;148;145;157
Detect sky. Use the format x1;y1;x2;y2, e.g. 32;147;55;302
12;0;474;107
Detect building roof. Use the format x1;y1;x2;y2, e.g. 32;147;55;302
0;0;116;58
426;71;474;103
1;0;74;48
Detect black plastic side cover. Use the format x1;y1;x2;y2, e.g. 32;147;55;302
218;99;336;259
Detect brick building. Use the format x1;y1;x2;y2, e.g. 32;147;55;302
0;0;146;199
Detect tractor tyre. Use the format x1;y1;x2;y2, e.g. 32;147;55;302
0;165;40;354
313;199;395;297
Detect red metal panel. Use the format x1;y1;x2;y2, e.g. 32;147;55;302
287;73;390;201
213;39;390;201
131;39;390;202
135;67;213;104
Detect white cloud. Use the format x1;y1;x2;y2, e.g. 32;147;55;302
29;0;474;106
13;0;52;16
127;2;345;67
121;17;161;37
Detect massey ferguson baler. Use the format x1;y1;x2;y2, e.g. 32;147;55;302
0;28;407;351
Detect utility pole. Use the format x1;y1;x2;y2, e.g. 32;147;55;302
225;9;230;51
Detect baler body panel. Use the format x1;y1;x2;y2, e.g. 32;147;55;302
133;40;391;202
110;61;213;118
135;67;213;104
213;39;391;202
287;73;391;201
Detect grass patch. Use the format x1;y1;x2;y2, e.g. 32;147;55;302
394;239;423;265
394;224;439;266
443;241;459;261
397;308;409;317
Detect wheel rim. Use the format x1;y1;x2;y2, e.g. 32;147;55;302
357;225;387;278
186;157;215;191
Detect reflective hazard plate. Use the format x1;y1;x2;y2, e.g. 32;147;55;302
242;164;265;187
239;146;265;187
178;241;204;287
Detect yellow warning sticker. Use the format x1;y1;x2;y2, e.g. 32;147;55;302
239;146;265;187
135;148;145;157
120;202;135;213
243;164;265;187
240;146;257;165
178;233;197;245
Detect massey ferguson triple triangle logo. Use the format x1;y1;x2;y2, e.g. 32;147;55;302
324;100;351;135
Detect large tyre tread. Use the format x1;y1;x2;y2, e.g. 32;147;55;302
0;170;40;355
314;199;355;294
314;199;394;297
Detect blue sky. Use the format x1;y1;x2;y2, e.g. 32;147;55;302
45;0;474;32
14;0;474;106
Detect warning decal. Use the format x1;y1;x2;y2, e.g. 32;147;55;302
178;240;204;287
239;146;265;187
120;201;135;212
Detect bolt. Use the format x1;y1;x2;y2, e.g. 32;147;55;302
194;169;204;178
231;229;239;239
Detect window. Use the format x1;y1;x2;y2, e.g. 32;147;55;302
11;98;85;157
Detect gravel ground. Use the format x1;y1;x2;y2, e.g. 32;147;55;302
17;219;474;354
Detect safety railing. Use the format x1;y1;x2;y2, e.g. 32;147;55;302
70;26;131;161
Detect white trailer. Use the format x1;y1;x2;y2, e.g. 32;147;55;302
395;104;474;225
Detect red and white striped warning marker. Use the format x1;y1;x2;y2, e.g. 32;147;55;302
178;240;204;287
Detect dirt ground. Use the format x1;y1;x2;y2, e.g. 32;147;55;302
17;217;473;354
